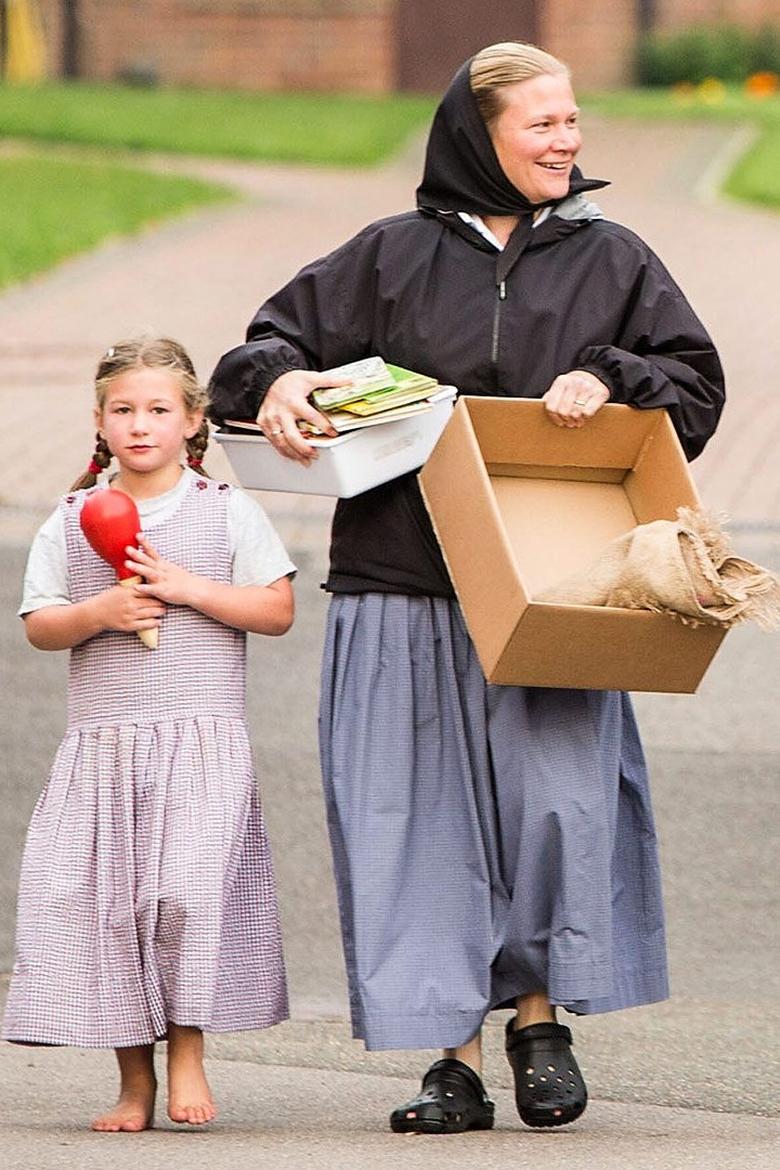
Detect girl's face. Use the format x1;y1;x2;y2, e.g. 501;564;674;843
97;367;202;482
488;73;581;205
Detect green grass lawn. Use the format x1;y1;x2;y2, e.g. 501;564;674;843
721;126;780;207
0;85;435;291
0;83;437;166
582;87;780;210
1;80;776;204
0;154;232;290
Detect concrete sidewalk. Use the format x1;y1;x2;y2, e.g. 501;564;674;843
1;117;778;1167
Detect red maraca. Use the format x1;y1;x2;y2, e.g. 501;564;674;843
79;489;158;649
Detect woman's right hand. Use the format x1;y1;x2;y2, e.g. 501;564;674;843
257;370;349;464
93;582;166;634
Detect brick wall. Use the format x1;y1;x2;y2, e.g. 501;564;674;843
34;1;780;93
37;0;395;92
34;0;64;75
540;0;638;89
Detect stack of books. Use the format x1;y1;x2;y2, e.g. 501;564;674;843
304;357;440;435
222;357;443;439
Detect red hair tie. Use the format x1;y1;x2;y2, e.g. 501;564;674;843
87;459;102;475
187;455;203;469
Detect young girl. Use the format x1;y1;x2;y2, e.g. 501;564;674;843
2;337;295;1132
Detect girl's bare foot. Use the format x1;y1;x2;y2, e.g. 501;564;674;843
91;1089;155;1132
91;1045;156;1132
167;1024;216;1125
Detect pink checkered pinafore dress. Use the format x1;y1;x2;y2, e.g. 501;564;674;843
2;476;289;1046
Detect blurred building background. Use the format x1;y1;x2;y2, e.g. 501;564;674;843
5;1;780;91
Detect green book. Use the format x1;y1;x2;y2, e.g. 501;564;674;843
312;357;438;412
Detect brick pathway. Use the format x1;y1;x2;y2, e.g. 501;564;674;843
1;118;778;550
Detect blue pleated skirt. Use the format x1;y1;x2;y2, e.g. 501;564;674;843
318;593;669;1051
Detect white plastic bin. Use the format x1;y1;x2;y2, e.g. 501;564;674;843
214;387;457;497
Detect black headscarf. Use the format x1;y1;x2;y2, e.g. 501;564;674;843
416;59;607;217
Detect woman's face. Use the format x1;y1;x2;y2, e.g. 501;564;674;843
488;73;581;205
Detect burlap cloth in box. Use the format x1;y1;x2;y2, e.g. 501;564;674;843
538;508;780;628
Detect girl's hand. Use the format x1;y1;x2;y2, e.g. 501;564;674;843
124;536;293;635
126;537;199;607
258;370;349;465
24;585;165;650
543;370;610;428
93;582;166;633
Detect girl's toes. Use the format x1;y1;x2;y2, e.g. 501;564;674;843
91;1107;150;1133
169;1101;214;1126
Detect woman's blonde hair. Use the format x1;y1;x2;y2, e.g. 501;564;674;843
72;336;211;490
469;42;570;127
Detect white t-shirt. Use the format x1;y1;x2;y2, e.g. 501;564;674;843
20;467;296;616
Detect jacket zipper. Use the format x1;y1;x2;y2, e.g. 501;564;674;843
491;279;507;367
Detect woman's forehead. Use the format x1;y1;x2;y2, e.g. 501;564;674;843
498;74;577;118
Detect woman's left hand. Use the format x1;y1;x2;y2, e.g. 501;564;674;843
543;370;610;428
125;537;198;607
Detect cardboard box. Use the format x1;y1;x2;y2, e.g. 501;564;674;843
418;397;726;693
214;387;456;498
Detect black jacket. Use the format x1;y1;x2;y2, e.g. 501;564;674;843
210;66;725;597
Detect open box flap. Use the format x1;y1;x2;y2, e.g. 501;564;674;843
462;397;666;470
419;398;528;674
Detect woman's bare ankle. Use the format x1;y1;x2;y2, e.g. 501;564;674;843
514;993;557;1030
444;1028;483;1076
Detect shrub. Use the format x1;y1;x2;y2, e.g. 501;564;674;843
637;23;780;87
752;23;780;74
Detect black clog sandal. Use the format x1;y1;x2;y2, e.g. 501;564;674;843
505;1020;588;1128
390;1058;495;1134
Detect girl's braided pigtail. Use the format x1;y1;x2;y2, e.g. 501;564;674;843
70;433;112;491
186;418;211;477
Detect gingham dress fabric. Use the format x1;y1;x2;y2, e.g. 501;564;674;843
319;593;668;1051
2;477;288;1047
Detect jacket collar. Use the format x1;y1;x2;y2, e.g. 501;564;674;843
421;195;603;285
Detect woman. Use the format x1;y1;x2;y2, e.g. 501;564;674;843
210;43;725;1133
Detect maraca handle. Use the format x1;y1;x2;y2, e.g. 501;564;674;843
120;575;159;650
